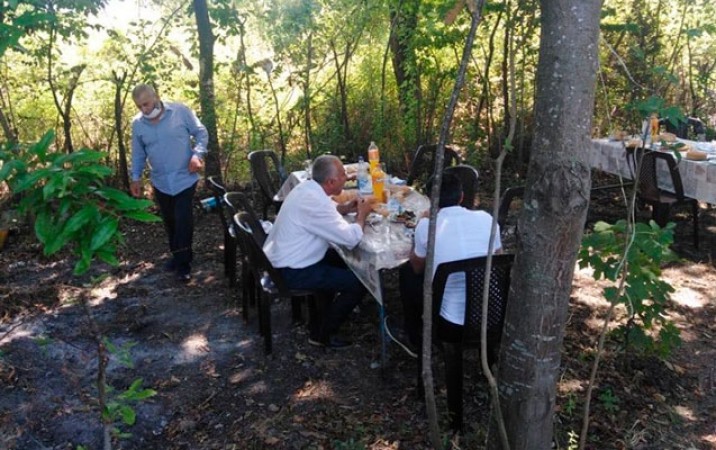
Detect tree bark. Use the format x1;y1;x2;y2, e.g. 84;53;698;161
193;0;222;180
113;70;130;191
490;1;602;448
388;0;422;148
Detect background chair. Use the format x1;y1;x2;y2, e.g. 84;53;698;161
206;176;237;286
631;148;699;248
430;254;515;432
445;164;479;209
248;150;288;219
233;212;314;354
406;144;461;188
224;192;264;321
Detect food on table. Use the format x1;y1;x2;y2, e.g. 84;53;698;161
387;184;411;201
372;203;390;217
626;138;642;148
653;132;677;143
332;189;359;204
610;130;629;141
686;149;707;161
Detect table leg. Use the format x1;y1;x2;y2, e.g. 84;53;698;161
378;269;388;377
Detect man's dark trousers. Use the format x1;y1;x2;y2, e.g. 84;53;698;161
154;182;197;275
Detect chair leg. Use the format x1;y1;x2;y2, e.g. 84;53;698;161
227;241;237;287
692;202;699;249
652;204;670;228
261;296;273;354
241;265;250;322
291;297;303;324
223;233;232;277
443;342;464;433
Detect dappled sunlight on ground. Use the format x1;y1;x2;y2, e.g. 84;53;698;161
180;333;210;362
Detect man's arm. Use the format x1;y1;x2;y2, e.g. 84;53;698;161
409;249;426;274
130;121;146;197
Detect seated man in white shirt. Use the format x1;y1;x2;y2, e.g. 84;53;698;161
399;171;502;352
263;155;374;348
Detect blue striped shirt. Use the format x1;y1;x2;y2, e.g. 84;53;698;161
131;101;209;195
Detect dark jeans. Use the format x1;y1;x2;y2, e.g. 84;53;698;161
154;183;197;275
280;249;365;339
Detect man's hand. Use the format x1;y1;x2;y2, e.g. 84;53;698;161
130;180;143;198
354;196;375;228
188;154;204;173
336;198;358;216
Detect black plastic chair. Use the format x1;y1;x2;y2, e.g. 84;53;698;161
631;148;699;248
431;254;515;432
224;192;265;321
233;212;313;354
445;164;479;209
248;150;288;219
406;144;461;188
207;176;237;286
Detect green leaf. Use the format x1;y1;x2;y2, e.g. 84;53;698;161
119;405;136;425
90;218;119;250
123;210;161;222
63;205;98;235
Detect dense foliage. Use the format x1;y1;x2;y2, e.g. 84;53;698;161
1;0;714;184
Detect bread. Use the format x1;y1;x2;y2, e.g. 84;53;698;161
686;149;707;161
331;189;359;203
654;132;677;143
626;138;642;148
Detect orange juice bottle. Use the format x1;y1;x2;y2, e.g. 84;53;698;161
367;141;380;171
371;162;386;203
650;114;659;137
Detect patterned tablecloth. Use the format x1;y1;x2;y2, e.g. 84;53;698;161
332;190;430;305
590;138;716;204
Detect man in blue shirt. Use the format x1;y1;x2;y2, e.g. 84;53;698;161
130;84;208;282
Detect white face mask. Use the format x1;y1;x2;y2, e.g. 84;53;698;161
143;102;162;120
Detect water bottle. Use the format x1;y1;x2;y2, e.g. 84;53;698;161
357;156;373;195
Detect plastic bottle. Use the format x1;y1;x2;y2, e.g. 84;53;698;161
371;162;386;203
368;141;380;172
357;156;373;195
650;113;660;137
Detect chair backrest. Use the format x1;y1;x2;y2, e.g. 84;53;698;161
432;254;515;346
224;192;266;245
497;186;525;229
633;148;686;201
407;144;461;187
233;212;290;295
248;150;287;204
207;176;231;236
444;164;479;209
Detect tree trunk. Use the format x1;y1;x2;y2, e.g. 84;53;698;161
388;0;422;148
193;0;222;180
113;70;130;191
490;1;602;448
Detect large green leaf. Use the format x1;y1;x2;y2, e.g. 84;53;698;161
90;218;119;250
63;205;98;235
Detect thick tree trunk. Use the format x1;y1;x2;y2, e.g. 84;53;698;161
388;0;422;147
193;0;222;180
490;1;602;448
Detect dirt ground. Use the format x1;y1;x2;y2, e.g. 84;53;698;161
0;183;715;450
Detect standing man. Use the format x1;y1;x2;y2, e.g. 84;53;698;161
263;155;374;348
130;84;208;282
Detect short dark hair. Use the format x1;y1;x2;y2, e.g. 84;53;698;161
311;155;340;184
426;172;462;208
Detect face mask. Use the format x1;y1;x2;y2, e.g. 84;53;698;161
143;102;162;120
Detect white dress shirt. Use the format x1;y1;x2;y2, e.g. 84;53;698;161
413;206;501;325
263;180;363;269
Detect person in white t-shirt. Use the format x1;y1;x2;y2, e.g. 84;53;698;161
263;155;374;348
399;171;502;350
